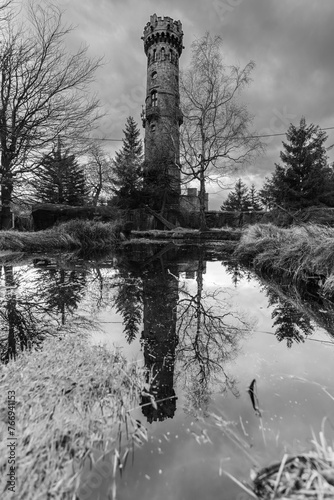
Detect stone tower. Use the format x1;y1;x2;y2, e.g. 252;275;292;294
141;14;184;196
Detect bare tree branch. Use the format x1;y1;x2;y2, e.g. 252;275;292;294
84;142;114;206
179;33;264;229
0;1;102;227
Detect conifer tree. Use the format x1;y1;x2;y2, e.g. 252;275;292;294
112;116;143;208
258;177;276;210
259;118;334;209
220;179;250;211
248;184;263;210
35;142;87;206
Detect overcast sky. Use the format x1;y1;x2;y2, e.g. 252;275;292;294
54;0;334;208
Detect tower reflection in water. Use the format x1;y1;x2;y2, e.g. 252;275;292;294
136;246;248;423
140;256;179;423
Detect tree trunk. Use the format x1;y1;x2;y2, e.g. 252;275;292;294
92;165;103;206
92;188;101;207
5;266;17;361
0;179;13;230
199;166;207;231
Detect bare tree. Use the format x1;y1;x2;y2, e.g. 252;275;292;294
180;33;263;229
84;143;114;206
0;2;101;228
0;0;12;22
175;252;251;415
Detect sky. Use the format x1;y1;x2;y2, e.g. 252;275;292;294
43;0;334;208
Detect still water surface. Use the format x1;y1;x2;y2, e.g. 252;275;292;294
1;245;334;499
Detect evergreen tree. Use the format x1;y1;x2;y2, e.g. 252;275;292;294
36;142;87;205
259;118;334;209
112;116;143;208
220;179;250;211
248;184;263;210
258;177;276;210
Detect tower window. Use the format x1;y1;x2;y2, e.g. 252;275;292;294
161;47;165;60
151;91;157;107
151;71;157;80
151;123;156;132
153;49;156;62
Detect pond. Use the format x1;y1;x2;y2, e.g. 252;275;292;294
1;243;334;499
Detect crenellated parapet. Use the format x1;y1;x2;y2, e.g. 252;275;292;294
142;13;184;57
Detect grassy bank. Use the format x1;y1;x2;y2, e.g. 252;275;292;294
0;332;145;499
0;219;120;253
234;223;334;295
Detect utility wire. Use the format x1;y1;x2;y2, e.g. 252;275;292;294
77;126;334;143
92;321;334;346
228;325;334;346
244;126;334;139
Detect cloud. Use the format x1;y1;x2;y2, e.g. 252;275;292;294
52;0;334;180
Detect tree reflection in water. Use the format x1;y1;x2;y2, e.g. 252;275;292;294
32;265;87;325
133;247;254;422
113;264;142;344
0;266;54;363
80;256;143;344
176;252;251;417
224;261;316;348
266;288;314;347
0;262;88;363
224;260;252;288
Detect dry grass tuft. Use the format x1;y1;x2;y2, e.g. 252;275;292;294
56;219;119;251
0;219;120;254
0;332;145;499
234;224;334;293
253;432;334;499
0;230;77;252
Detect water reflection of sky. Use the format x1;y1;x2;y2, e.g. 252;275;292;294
80;260;334;499
1;256;334;499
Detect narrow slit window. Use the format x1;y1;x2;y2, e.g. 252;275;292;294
161;47;165;60
151;91;157;107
